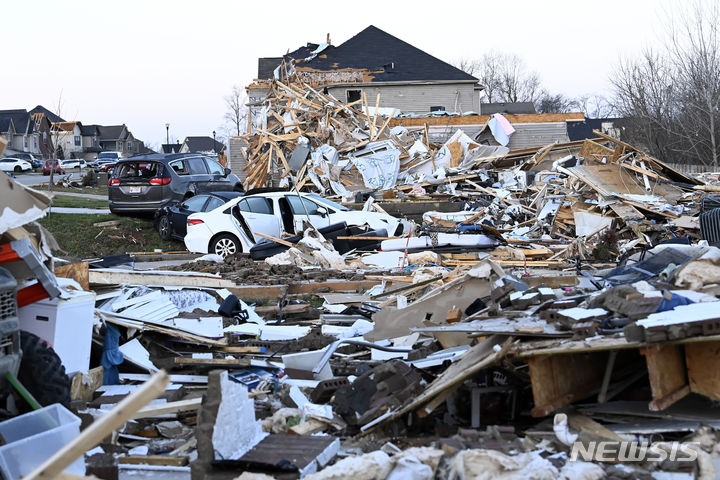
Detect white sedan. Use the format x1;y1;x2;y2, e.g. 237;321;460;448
0;158;32;173
184;191;411;257
61;159;87;169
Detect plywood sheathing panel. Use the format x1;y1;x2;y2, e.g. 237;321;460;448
528;351;607;417
686;340;720;402
641;344;690;411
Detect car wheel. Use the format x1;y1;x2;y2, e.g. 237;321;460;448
157;215;172;241
13;166;21;173
210;234;240;258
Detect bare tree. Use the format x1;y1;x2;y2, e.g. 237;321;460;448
577;94;616;118
453;58;480;76
536;92;580;114
455;52;543;105
224;85;248;137
612;1;720;167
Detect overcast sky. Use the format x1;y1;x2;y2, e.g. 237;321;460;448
1;0;689;148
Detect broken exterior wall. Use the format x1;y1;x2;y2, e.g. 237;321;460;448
325;82;478;115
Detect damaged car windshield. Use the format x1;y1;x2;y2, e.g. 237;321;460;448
307;194;349;211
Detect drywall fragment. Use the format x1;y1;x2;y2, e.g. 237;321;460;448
212;371;267;460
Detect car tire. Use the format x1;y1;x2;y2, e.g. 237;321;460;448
210;234;241;258
18;331;71;410
13;166;21;173
157;215;172;241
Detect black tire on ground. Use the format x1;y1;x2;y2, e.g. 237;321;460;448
157;215;172;241
18;331;71;408
210;233;241;258
13;166;21;173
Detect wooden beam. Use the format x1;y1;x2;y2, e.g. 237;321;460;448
89;270;235;289
25;371;170;480
641;344;689;411
131;397;202;419
118;455;188;466
254;232;295;248
173;357;251;367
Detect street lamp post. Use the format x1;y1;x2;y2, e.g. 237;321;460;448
165;123;170;146
212;130;216;154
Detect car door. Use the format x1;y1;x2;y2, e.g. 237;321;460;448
285;195;331;232
172;195;209;237
185;157;212;192
203;157;232;191
231;197;282;243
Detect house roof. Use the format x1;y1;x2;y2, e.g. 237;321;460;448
567;117;626;141
285;25;478;84
29;105;65;123
80;124;99;136
0;109;34;135
162;143;182;154
97;125;127;141
480;102;537;115
258;57;284;79
183;136;225;153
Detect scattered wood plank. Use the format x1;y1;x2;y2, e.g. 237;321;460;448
131;397;202;419
118;455;188;466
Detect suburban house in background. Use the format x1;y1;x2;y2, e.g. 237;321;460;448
0;109;48;158
97;124;146;157
247;25;482;132
51;121;84;158
180;136;225;155
80;124;102;160
1;105;151;159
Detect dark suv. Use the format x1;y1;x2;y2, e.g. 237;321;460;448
108;153;243;213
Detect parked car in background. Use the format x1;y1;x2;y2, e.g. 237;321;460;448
95;161;117;173
184;190;411;257
42;160;65;175
0;157;32;173
61;159;87;169
108;153;243;213
11;153;42;169
154;191;244;241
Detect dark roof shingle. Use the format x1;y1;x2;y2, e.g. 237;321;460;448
29;105;65;123
287;26;478;83
183;136;225;153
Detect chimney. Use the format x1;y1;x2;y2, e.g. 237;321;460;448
327;33;331;45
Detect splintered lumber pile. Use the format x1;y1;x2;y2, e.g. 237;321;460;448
241;80;408;190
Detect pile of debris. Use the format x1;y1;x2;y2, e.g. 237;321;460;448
8;118;720;480
239;79;509;196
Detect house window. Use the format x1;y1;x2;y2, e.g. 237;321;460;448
430;106;446;112
74;136;81;146
347;90;361;103
127;141;133;150
23;137;28;148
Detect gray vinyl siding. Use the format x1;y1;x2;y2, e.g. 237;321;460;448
228;137;247;183
326;83;478;114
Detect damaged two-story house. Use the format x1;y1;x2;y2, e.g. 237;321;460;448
247;26;482;132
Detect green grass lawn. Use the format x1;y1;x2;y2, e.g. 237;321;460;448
38;213;181;259
50;195;109;209
39;183;109;197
